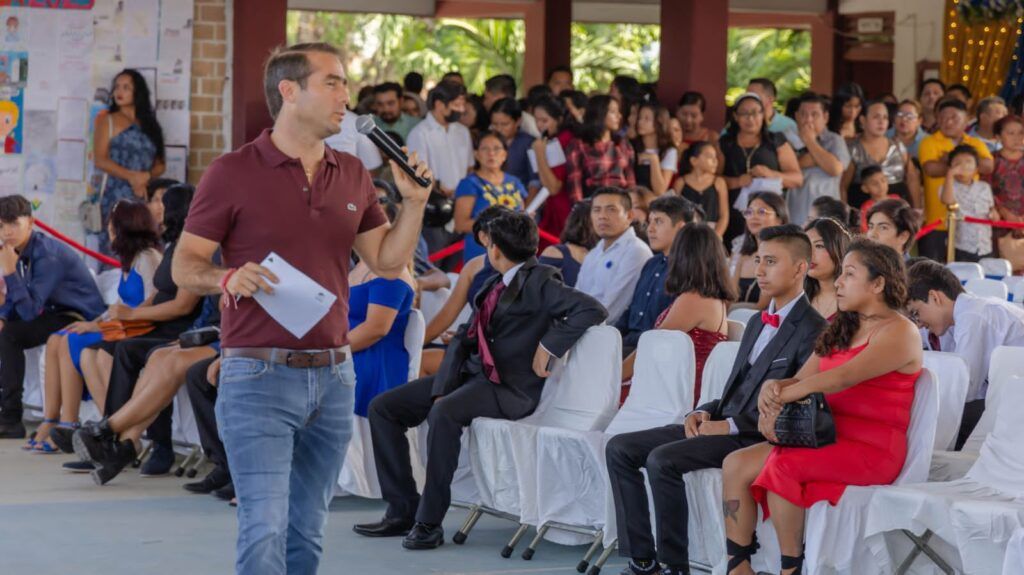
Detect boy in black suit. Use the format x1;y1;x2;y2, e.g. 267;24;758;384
606;224;828;575
357;211;607;549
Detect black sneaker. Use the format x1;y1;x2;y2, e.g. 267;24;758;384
49;426;77;454
62;460;95;473
73;429;137;486
184;467;231;494
0;420;25;439
213;482;235;501
140;443;175;477
620;559;661;575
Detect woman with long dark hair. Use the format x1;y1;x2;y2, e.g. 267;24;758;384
532;96;578;238
804;217;851;321
92;69;166;253
829;88;865;140
675;141;730;237
720;239;921;575
30;200;162;452
538;199;597;287
633;102;677;195
564;95;635;200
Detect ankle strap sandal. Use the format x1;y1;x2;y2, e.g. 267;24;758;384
781;552;805;574
726;533;760;573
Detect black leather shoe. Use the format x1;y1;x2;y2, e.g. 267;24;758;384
402;522;444;550
73;429;136;486
62;460;95;473
48;426;76;454
213;482;235;501
353;516;415;538
184;467;231;494
0;420;25;439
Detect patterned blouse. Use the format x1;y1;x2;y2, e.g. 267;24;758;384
952;179;995;256
988;154;1024;218
565;138;636;201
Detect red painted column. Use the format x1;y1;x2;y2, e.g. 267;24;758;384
524;0;571;91
232;0;287;149
657;0;728;130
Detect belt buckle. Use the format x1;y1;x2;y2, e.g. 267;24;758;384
285;352;313;369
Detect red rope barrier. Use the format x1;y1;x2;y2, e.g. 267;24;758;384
427;229;562;263
33;219;121;268
915;219;943;240
963;216;1024;230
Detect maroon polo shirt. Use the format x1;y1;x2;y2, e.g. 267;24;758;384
184;129;388;349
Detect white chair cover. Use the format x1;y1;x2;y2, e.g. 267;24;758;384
531;330;697;546
470;326;622;525
922;351;970;452
418;287;449;343
170;385;201;455
728;307;759;326
726;320;745;342
965;278;1010;300
338;310;426;498
865;377;1024;575
96;268;121;305
980;257;1012;279
1004;276;1024;303
947;262;985;283
21;346;46;419
697;342;740;406
803;368;940;575
1004;528;1024;575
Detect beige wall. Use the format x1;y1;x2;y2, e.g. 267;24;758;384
189;0;232;184
839;0;945;99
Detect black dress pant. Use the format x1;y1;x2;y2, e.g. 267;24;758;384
368;375;504;525
606;425;760;569
0;312;76;423
955;398;986;451
105;338;176;448
184;355;228;472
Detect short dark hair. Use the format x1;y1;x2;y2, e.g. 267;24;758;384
485;74;517;98
145;178;179;202
665;223;736;301
263;43;342;120
906;259;965;303
591;186;632;211
374;82;403;99
947;83;973;99
937;98;968;114
677;91;706;112
472;205;512;246
560;200;597;249
490;97;522;121
487;212;538;263
648;195;699;225
403;72;424;94
441;71;464;83
526;84;554;108
812;196;849;225
546;65;571;82
0;194;31;222
860;165;885;182
748;78;777;98
109;200;161;272
427;80;466;109
758;224;812;263
797;91;829;114
866;198;919;254
920;78;946;93
532;96;565;127
995;114;1024;135
161;183;195;244
948;144;979;166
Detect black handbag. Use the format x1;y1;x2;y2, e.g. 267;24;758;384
771;392;836;448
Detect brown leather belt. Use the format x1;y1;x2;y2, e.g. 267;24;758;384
222;347;349;369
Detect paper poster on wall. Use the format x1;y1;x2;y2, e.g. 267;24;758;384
56;138;85;181
164;144;186;182
24;110;56;155
24;9;57;111
0;155;21;195
58;10;93;101
122;0;158;68
57;97;87;140
23;110;57;204
53;181;84;245
156;0;192;104
156;108;189;147
0;8;27;50
0;84;24;155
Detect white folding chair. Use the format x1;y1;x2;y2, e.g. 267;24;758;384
20;346;46;419
802;368;941;575
965;278;1010;300
728;307;759;326
946;262;984;284
980;257;1012;280
338;310;426;498
865;376;1024;575
726;320;745;342
1003;276;1024;302
95;268;122;305
1004;528;1024;575
418;286;450;339
922;352;970;452
461;326;622;548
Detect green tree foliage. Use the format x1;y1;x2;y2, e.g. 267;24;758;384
287;11;810;107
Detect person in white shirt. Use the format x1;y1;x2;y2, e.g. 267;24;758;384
324;110;383;171
576;187;653;324
406;80;473;195
906;259;1024;449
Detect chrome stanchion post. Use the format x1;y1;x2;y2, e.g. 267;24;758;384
946;202;959;263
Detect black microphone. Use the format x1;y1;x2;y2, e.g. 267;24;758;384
355;115;432;188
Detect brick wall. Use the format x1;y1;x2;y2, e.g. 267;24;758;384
189;0;231;184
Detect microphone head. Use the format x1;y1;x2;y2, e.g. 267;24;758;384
355;115;376;135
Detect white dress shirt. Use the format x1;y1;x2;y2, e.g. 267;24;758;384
405;112;473;192
324;112;383;171
575;226;653;325
949;292;1024;401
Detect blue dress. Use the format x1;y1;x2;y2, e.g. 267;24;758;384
455;172;526;260
64;266;148;375
97;122;158;254
349;278;415;417
538;244;581;287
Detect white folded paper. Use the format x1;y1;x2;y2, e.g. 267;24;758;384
253;252;337;339
526;139;567;173
526;187;551;215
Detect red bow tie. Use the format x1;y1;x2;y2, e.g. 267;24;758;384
761;310;781;328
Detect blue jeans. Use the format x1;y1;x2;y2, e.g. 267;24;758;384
216;355;355;575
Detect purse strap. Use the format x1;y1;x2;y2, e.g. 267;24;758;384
96;114;114;202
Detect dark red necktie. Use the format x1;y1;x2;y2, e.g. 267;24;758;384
761;310;781;328
472;281;507;384
928;332;942;351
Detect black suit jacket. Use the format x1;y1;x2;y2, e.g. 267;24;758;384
696;295;827;437
432;258;608;419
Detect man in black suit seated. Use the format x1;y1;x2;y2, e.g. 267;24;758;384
605;224;828;575
356;211;607;550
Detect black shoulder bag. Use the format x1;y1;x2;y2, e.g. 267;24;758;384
771;392;836;448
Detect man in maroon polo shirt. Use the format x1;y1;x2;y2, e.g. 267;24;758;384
162;43;426;574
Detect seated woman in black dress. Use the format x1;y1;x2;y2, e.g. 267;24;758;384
538;199;597;287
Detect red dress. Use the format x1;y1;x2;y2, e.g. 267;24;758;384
750;343;918;516
538;130;578;240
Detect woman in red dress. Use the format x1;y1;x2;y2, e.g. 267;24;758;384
719;239;922;575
